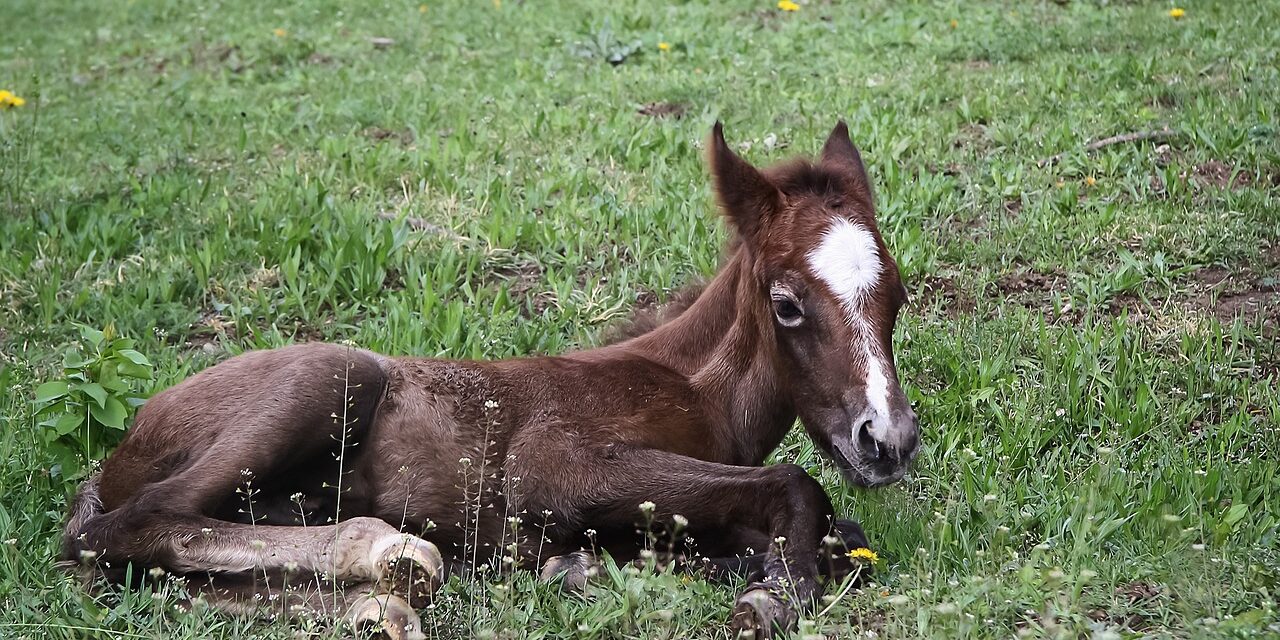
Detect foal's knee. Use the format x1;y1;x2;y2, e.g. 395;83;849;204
770;464;830;506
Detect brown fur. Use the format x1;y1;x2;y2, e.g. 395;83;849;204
62;123;919;637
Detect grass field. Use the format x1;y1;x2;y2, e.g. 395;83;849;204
2;0;1279;637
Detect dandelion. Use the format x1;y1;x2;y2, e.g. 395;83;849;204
272;28;288;38
778;0;800;11
0;90;26;109
1085;176;1097;186
419;4;427;12
847;547;880;564
1168;7;1186;19
949;19;958;29
658;42;671;52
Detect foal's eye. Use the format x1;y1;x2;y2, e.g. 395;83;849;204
772;297;804;327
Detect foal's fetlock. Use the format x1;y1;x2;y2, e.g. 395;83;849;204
539;551;598;592
368;533;443;608
345;593;425;640
730;585;799;639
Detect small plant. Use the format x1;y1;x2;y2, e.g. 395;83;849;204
33;323;153;480
569;20;643;66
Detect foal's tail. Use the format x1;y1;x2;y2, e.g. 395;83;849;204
58;471;105;581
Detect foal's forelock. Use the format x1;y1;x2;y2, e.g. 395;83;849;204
805;217;894;421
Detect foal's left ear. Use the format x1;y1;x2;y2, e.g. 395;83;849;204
709;122;782;243
821;121;873;200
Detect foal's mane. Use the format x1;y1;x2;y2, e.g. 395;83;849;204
603;159;852;344
601;279;708;344
762;159;854;201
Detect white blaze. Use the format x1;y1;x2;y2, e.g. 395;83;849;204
806;218;892;434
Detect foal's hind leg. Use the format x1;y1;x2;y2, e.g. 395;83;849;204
77;513;443;607
69;345;442;607
184;574;426;640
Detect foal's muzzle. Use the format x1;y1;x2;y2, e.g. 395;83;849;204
834;407;919;487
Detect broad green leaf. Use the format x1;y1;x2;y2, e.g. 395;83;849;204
116;349;151;366
55;412;85;435
1223;503;1249;527
78;324;105;348
76;382;108;408
34;380;69;403
63;351;89;369
117;362;153;380
90;397;127;429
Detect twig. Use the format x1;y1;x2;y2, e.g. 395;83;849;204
1036;126;1176;167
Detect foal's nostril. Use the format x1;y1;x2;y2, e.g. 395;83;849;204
856;421;883;460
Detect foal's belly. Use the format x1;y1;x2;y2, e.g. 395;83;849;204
359;364;512;553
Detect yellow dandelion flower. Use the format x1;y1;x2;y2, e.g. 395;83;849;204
1085;176;1097;186
658;42;671;52
419;4;427;13
847;547;880;563
493;0;501;8
0;90;25;109
1168;7;1185;19
949;19;958;29
273;28;287;37
778;0;800;12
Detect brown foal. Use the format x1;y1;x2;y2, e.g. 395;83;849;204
62;122;920;638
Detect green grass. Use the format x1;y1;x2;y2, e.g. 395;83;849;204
2;0;1278;637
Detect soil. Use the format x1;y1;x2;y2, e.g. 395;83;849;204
638;102;687;119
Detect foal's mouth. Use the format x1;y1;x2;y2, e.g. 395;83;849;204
827;439;911;489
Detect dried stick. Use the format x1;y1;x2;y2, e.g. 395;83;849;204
1036;126;1176;167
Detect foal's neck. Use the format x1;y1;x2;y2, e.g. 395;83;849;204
627;250;796;465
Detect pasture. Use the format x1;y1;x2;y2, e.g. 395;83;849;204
1;0;1277;637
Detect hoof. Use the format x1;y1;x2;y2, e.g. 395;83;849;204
538;551;597;592
833;519;869;551
345;593;425;640
368;534;443;608
730;588;798;639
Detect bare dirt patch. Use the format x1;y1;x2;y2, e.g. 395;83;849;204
1192;160;1252;191
1181;245;1280;334
952;123;990;151
638;102;687;119
995;267;1068;298
361;126;415;146
487;260;556;318
913;274;976;318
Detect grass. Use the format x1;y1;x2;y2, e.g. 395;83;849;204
2;0;1278;637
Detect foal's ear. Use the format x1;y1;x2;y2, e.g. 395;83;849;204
821;121;873;200
708;122;781;241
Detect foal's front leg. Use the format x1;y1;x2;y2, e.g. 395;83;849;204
527;448;838;638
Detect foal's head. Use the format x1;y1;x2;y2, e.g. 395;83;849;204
710;122;919;487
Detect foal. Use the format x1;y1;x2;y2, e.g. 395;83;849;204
62;122;919;638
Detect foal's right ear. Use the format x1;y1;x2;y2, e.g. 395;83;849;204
708;121;781;242
821;120;873;203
